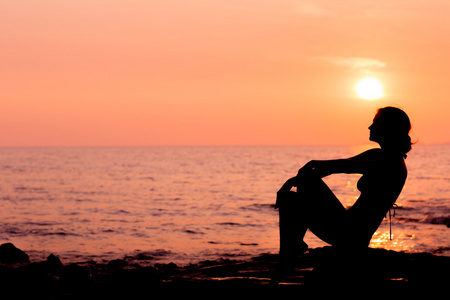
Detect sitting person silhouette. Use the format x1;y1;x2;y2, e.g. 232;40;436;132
275;106;412;272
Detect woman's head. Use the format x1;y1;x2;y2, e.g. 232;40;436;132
369;106;412;157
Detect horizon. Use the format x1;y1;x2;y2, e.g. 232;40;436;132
2;1;449;147
0;142;447;149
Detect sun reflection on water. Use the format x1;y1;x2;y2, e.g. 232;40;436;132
369;229;428;254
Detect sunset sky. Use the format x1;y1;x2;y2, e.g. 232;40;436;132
1;0;449;147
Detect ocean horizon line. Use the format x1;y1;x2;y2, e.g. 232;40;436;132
0;142;448;149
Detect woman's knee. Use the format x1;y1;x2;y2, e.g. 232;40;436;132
276;191;301;209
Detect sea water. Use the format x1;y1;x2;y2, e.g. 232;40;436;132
0;145;448;265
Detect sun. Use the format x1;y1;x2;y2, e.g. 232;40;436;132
355;77;384;100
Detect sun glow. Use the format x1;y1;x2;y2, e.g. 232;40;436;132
355;77;384;100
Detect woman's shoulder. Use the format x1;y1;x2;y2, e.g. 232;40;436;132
362;149;407;179
362;148;383;156
349;148;383;160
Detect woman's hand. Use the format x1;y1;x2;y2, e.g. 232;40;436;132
297;160;333;179
278;177;298;193
297;160;316;178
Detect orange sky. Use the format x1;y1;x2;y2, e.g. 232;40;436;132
1;0;449;146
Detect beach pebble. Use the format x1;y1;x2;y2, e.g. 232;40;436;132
0;243;30;264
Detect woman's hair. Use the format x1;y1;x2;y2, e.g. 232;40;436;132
376;106;413;158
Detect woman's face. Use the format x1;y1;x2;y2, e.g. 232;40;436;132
368;112;384;143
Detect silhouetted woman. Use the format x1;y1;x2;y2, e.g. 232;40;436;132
275;107;412;270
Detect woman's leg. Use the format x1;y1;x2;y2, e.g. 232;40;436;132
297;176;348;246
278;191;308;265
278;176;347;266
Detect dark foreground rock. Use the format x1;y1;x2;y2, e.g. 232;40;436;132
0;244;448;298
0;243;30;264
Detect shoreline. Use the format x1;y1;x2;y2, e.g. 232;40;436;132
0;243;449;298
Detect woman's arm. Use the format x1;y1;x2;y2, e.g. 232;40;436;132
298;149;383;178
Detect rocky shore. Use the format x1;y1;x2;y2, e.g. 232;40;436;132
0;243;448;298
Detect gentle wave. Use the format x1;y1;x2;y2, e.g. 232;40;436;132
421;215;450;227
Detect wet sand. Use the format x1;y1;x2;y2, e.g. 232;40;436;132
0;244;448;298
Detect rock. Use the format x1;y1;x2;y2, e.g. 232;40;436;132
0;243;30;264
45;254;64;272
62;263;92;282
107;259;128;270
47;254;63;266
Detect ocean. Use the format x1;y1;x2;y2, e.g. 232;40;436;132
0;145;448;265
